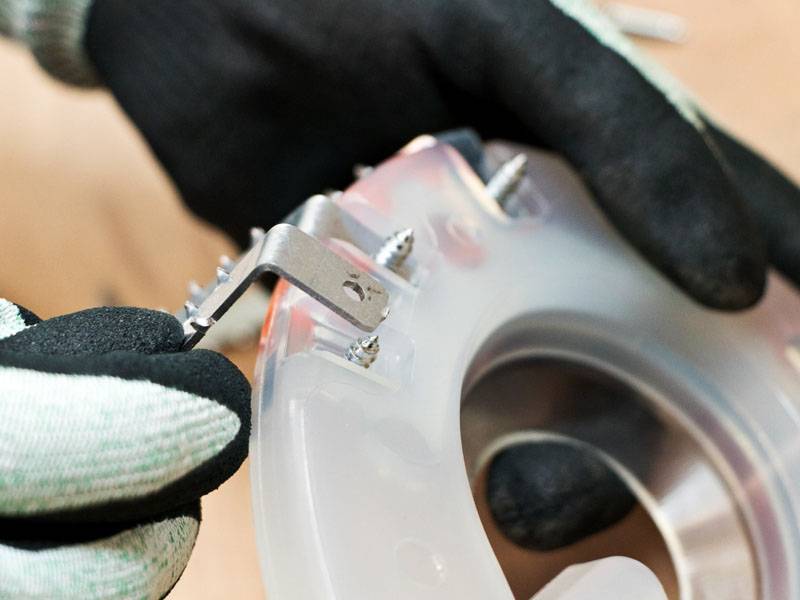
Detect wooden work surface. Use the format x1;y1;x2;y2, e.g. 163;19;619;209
0;1;797;597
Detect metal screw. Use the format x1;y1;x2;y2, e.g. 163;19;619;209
187;281;205;304
346;335;380;368
374;228;414;273
250;227;266;247
216;266;231;285
219;255;236;271
353;164;374;179
486;153;528;208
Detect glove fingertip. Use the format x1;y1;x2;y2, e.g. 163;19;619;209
0;506;200;600
676;246;767;311
0;307;184;356
486;441;636;551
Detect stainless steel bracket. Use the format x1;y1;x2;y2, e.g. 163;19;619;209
178;222;389;350
297;194;387;256
299;193;420;277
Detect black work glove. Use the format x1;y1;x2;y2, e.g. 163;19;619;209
0;300;250;598
85;0;800;310
82;0;800;552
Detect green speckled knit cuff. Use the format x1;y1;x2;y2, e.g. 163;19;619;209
0;0;99;87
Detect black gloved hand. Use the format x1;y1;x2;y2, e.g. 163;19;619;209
0;300;250;598
82;0;800;554
85;0;800;310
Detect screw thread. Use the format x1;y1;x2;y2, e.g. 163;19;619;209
374;228;414;272
486;153;528;207
346;335;380;368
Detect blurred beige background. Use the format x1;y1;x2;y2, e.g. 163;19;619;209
0;1;797;598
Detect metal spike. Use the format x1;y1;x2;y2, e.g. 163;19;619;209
374;228;414;273
353;164;374;179
486;153;528;208
249;227;266;247
345;335;380;368
216;266;231;285
219;254;236;271
184;300;199;316
187;281;205;304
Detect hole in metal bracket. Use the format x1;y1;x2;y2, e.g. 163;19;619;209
343;280;365;302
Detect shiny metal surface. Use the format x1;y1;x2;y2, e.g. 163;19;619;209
296;193;387;257
177;222;389;349
462;349;757;599
374;228;415;274
486;153;528;208
458;142;795;599
345;334;381;368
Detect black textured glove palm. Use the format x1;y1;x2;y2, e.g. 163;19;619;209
0;301;250;598
82;0;800;554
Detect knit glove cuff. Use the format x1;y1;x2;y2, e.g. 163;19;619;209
0;0;98;86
